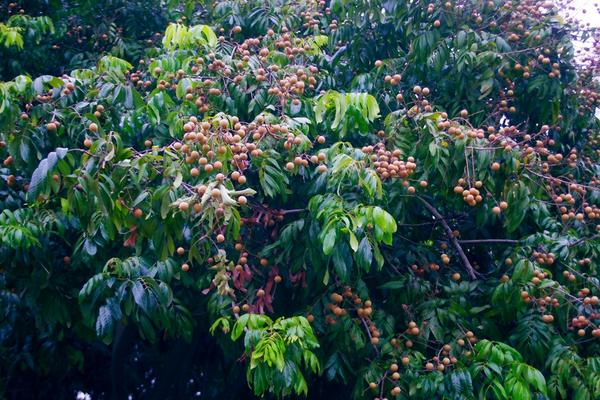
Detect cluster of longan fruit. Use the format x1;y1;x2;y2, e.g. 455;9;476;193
577;258;593;267
411;263;439;274
274;28;314;60
452;179;496;209
325;289;381;342
532;251;555;265
557;201;599;224
128;70;152;89
535;53;562;79
362;144;417;183
521;281;561;310
176;115;316;191
324;289;350;325
407;85;435;114
496;86;516;113
364;313;383;345
146;27;320;115
521;270;600;336
426;349;459;373
373;329;479;397
578;288;599;304
570;314;600;338
300;9;324;29
35;90;56;103
405;321;420;336
561;270;578;282
367;360;408;397
60;81;76;96
530;269;549;286
2;149;16;187
552;188;581;204
423;333;477;374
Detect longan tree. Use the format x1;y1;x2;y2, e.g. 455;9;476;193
1;0;599;399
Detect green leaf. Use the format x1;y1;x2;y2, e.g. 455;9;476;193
348;231;359;252
322;227;337;255
331;242;351;281
27;148;68;200
355;237;372;271
523;364;547;394
509;380;532;400
232;313;251;340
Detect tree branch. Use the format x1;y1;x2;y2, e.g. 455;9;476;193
458;239;519;244
360;317;380;356
279;208;306;215
568;234;599;248
417;196;478;279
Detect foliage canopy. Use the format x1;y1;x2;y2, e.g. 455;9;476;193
1;0;599;399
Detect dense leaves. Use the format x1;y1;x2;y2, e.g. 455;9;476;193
1;0;599;399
